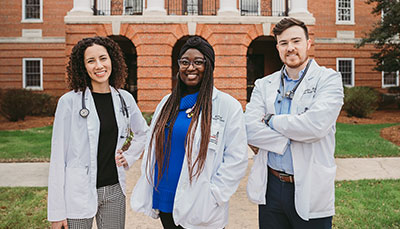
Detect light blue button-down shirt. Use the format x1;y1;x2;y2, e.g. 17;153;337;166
267;69;305;175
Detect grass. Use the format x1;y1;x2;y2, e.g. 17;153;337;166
1;180;398;228
0;187;50;229
0;120;399;161
0;126;52;161
335;123;400;158
334;179;400;228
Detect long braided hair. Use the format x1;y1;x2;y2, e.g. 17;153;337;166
147;36;214;186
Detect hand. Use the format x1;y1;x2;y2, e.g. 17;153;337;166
115;149;128;168
51;219;68;229
248;144;259;155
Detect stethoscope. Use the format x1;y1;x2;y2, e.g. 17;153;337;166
277;59;312;102
79;89;129;119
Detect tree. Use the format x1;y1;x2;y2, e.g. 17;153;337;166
357;0;400;73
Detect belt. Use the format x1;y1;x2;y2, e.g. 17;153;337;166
268;167;294;183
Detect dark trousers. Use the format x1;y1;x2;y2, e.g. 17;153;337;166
159;211;184;229
258;172;332;229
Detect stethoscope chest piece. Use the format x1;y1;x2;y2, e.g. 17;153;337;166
79;108;90;118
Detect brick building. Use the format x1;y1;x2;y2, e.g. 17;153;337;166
1;0;398;112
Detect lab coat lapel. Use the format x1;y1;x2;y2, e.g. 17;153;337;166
85;88;100;177
265;76;280;114
291;60;317;112
111;87;123;138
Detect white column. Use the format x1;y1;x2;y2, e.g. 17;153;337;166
68;0;93;16
144;0;167;15
218;0;239;16
289;0;312;17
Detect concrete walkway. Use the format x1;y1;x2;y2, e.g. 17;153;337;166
1;157;399;187
1;157;399;228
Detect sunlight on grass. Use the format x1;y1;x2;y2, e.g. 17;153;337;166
335;123;400;158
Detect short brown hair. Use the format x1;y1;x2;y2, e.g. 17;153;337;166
273;17;309;40
66;36;127;92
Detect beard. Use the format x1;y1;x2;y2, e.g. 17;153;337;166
284;53;309;69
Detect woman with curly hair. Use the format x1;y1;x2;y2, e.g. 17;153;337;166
131;36;248;228
47;36;149;229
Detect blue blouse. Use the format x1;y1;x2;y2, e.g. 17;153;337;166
152;92;199;213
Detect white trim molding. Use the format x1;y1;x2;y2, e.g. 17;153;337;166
336;0;354;25
21;0;43;23
336;58;355;87
382;71;399;88
0;37;65;43
22;58;43;90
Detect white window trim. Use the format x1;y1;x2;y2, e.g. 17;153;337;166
22;58;43;90
336;0;354;25
337;58;355;87
21;0;43;23
382;71;399;88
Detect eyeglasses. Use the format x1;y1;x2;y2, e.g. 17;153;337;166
178;59;206;69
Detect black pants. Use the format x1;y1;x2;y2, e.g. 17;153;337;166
159;211;184;229
258;172;332;229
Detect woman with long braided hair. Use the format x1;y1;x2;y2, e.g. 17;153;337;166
131;36;248;228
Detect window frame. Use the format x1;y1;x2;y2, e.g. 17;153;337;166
336;0;354;25
22;0;43;23
22;58;43;90
382;71;399;88
336;58;355;87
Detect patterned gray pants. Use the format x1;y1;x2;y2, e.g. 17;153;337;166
67;183;126;229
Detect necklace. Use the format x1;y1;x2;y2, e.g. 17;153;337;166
185;105;195;118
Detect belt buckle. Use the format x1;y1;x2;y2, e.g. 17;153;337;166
278;173;293;183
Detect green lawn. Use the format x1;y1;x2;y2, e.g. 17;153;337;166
0;126;52;161
334;179;400;228
1;180;399;228
335;123;400;158
0;122;399;161
0;187;50;229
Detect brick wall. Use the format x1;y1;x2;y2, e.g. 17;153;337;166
0;0;72;37
0;42;67;95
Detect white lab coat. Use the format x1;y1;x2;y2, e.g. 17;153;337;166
131;87;248;229
47;87;149;222
245;60;344;220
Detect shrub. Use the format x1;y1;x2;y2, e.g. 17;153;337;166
387;86;400;109
0;89;35;121
30;93;58;116
142;112;153;125
343;86;379;118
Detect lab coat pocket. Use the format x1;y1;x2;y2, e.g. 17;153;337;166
309;163;336;213
247;151;267;204
296;93;314;114
65;167;90;213
209;122;224;151
187;182;224;226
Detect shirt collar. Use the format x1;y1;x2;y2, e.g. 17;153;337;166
283;67;306;82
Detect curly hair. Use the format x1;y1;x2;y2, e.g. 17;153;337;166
67;36;127;92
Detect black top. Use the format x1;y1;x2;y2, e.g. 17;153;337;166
92;92;119;188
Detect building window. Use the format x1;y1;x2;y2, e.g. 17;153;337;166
124;0;143;15
22;0;43;22
336;0;354;24
23;58;43;90
382;71;399;87
337;58;354;87
241;0;259;16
